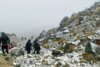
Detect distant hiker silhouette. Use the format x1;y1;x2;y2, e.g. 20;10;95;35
25;39;32;54
0;32;10;56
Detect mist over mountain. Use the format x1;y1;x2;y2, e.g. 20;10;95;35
0;0;98;38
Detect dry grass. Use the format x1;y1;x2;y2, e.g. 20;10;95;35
55;62;62;67
0;54;13;67
73;32;77;36
74;36;80;41
40;44;49;49
40;44;45;47
82;53;95;62
86;33;93;37
44;45;49;49
42;59;45;64
57;46;64;50
69;45;75;51
43;40;47;44
78;42;83;46
58;39;63;44
52;39;58;42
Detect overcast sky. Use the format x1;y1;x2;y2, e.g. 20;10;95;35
0;0;98;38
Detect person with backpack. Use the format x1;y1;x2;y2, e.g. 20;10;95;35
33;39;41;54
25;39;32;54
0;32;10;56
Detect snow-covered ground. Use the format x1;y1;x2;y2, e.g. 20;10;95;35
11;43;100;67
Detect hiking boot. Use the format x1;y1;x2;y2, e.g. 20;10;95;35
3;54;6;56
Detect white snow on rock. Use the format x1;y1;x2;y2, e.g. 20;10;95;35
72;40;80;45
63;29;69;33
96;30;100;35
88;35;99;39
90;42;99;53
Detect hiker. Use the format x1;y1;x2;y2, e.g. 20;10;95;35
0;32;10;56
33;39;41;54
9;43;13;50
25;39;32;54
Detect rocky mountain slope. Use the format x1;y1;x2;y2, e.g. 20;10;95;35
35;1;100;66
38;1;100;51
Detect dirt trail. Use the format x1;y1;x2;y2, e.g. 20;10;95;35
0;54;13;67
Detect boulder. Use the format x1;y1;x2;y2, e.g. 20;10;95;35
96;20;100;27
80;38;88;46
57;26;65;31
95;47;100;55
60;16;69;27
11;33;16;36
97;10;100;15
68;25;72;28
52;50;62;55
70;13;78;20
79;17;83;22
92;39;99;43
9;48;24;56
90;11;94;14
76;17;83;25
85;42;93;53
6;33;11;36
64;43;75;52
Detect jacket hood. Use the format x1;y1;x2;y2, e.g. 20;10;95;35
1;32;7;37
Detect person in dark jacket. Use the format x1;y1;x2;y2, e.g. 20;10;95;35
33;39;41;54
0;32;10;56
25;39;32;54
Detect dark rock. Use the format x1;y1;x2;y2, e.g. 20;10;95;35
52;50;62;55
90;11;94;14
80;38;88;46
79;17;83;22
97;10;100;15
57;27;66;31
70;13;77;20
96;20;100;27
91;39;99;43
76;17;83;25
60;16;69;27
5;57;10;60
68;25;73;28
85;42;93;53
80;39;87;42
95;47;100;55
64;43;75;52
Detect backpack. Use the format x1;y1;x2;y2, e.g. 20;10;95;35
9;45;12;49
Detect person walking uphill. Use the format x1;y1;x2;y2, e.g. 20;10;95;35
33;39;41;54
0;32;10;56
25;39;32;54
